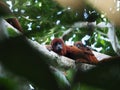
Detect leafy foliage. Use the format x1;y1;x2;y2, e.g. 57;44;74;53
5;0;116;55
0;0;120;90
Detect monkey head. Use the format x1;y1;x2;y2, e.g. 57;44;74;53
51;38;66;55
74;41;85;49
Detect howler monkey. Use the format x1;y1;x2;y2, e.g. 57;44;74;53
6;18;23;32
51;38;98;64
74;41;98;64
0;1;22;32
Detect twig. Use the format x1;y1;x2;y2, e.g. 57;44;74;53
61;28;73;40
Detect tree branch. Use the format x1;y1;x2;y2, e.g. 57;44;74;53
2;19;111;71
28;39;76;69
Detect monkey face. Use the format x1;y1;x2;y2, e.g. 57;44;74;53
74;41;85;49
53;42;63;53
51;38;66;55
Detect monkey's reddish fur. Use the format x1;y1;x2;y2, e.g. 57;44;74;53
6;18;23;32
51;38;98;64
74;41;98;64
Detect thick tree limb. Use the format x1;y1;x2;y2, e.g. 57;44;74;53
92;51;111;61
28;39;76;69
3;19;111;71
3;19;76;69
